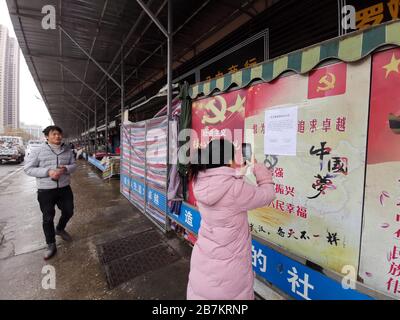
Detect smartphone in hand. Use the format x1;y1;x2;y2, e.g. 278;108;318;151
242;143;252;164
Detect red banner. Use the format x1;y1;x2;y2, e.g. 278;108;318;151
189;90;247;206
307;62;347;99
367;48;400;164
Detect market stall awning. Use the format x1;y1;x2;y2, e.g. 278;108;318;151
188;20;400;99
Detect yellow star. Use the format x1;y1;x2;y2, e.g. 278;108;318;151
383;53;400;79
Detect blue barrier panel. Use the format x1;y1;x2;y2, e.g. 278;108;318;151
120;173;130;199
146;186;167;213
121;174;130;188
167;202;201;236
88;156;106;171
171;202;372;300
130;177;145;199
251;239;373;300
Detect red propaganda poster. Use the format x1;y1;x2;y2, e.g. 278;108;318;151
307;62;347;99
188;90;247;206
359;47;400;299
244;60;370;273
366;48;400;164
245;75;304;118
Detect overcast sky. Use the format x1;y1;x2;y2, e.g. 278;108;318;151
0;0;51;128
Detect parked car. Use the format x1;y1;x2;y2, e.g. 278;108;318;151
26;140;44;157
0;136;25;164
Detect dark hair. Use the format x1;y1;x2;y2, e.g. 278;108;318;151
189;139;235;180
43;125;63;136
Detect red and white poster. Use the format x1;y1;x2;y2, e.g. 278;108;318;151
188;90;246;206
359;48;400;299
190;60;372;275
243;60;370;273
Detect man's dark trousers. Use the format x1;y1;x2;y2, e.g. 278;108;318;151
37;185;74;244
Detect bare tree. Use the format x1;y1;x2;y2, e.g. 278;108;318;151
2;126;35;143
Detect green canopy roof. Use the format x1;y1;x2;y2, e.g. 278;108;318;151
189;20;400;99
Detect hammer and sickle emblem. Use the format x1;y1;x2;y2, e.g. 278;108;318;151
317;72;336;92
227;95;246;113
264;154;278;169
201;96;227;124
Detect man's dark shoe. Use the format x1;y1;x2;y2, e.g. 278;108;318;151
44;243;57;260
55;229;73;242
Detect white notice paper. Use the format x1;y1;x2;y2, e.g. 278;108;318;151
264;106;298;156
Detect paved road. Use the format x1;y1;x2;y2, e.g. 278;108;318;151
0;161;24;184
0;160;192;299
0;160;283;300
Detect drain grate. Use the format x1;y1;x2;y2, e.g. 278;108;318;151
98;229;162;264
97;229;181;289
104;244;180;289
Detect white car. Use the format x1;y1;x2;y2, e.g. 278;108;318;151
0;136;25;164
26;140;44;157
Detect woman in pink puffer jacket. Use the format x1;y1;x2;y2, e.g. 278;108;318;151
187;139;275;300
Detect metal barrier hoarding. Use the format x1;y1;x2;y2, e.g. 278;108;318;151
120;124;132;200
120;116;168;231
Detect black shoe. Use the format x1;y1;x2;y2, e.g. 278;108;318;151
44;243;57;260
55;229;73;242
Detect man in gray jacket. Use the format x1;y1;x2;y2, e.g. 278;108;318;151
24;125;77;260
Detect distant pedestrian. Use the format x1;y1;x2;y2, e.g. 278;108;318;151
187;139;275;300
69;142;77;157
24;126;77;260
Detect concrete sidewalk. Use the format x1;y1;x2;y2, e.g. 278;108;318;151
0;160;191;299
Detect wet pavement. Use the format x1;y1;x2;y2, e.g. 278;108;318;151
0;160;192;300
0;161;24;182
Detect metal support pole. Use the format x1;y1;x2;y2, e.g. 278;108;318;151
86;116;90;156
65;109;85;156
167;0;172;145
63;99;88;119
86;112;89;154
105;81;108;154
61;64;106;102
121;44;125;158
59;26;122;89
64;107;85;122
94;99;98;155
121;44;125;127
81;124;84;153
166;1;173;170
65;89;95;113
90;112;93;154
166;0;173;232
136;0;168;37
83;117;86;156
63;101;88;156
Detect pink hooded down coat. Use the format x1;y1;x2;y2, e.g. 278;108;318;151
187;165;275;300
